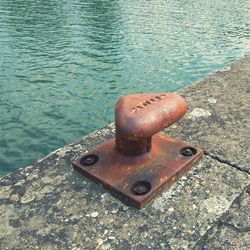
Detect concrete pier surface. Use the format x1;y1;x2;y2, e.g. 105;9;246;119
0;57;249;249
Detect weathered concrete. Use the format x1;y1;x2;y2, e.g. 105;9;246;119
0;57;249;249
166;57;250;173
196;188;250;250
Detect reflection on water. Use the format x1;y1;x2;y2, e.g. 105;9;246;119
0;0;249;174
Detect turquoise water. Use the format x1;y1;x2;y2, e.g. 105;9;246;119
0;0;249;175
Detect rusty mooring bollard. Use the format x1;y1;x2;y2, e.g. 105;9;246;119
72;93;203;209
115;93;187;155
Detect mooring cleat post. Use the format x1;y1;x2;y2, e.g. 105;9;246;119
72;93;203;209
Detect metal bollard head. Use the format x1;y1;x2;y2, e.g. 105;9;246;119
115;93;187;155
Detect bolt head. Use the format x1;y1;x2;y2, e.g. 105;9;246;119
180;147;197;157
80;154;98;166
84;157;95;165
131;181;151;196
134;185;147;194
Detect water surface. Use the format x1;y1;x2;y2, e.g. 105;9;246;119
0;0;249;175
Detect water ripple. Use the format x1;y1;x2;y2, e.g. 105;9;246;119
0;0;249;175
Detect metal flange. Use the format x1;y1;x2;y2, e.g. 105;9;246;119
72;93;203;209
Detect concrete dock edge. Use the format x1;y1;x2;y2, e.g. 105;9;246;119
0;56;249;249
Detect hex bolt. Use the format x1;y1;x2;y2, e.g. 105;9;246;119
180;147;197;157
131;181;151;195
80;154;98;166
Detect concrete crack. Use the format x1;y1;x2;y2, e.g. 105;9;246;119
222;221;250;233
204;150;250;175
192;186;250;249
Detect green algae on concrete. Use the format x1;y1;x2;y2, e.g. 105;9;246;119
0;57;250;249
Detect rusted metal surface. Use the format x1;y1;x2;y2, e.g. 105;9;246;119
72;93;203;209
115;93;187;155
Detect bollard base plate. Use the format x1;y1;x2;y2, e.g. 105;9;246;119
72;133;203;209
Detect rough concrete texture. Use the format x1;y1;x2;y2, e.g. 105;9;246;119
196;188;250;250
0;57;249;249
165;56;250;173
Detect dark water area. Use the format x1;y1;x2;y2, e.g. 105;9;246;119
0;0;249;175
